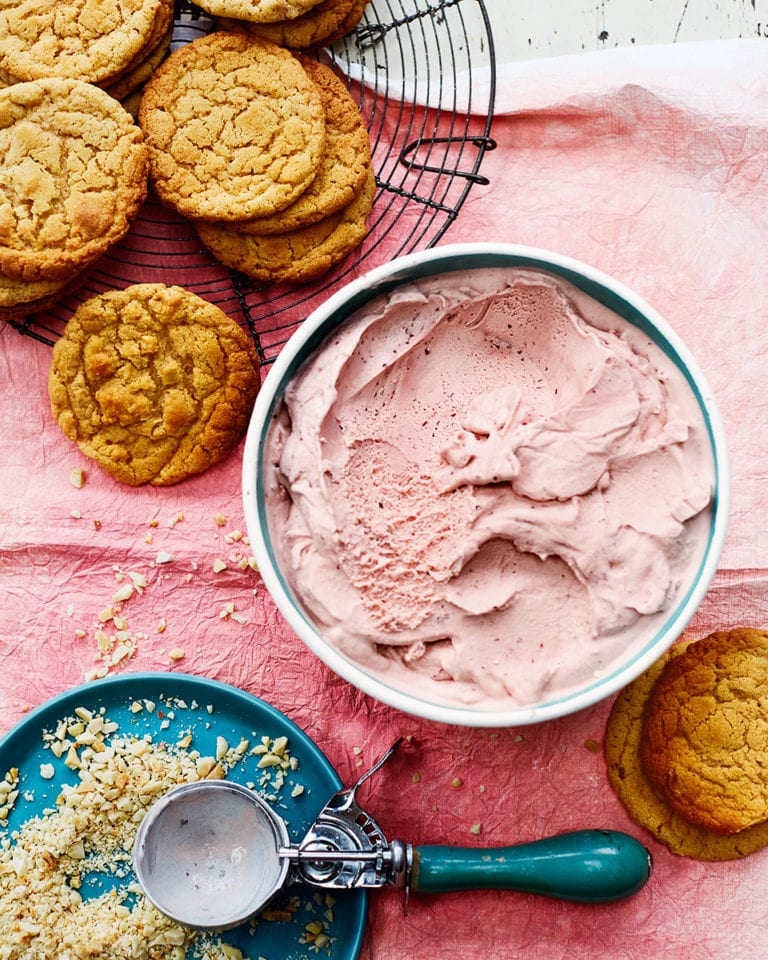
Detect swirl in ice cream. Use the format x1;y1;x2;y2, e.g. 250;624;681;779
264;268;714;708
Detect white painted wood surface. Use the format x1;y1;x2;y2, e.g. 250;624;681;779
479;0;768;63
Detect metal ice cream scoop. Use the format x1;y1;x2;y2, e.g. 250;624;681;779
133;740;651;930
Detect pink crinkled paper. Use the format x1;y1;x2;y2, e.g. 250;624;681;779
2;38;768;960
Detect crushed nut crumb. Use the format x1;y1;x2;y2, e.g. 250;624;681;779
0;699;317;959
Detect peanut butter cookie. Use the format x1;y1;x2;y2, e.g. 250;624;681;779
605;630;768;860
0;79;148;282
104;27;173;103
233;58;371;234
196;164;375;283
641;628;768;834
0;0;170;86
195;0;325;23
0;269;77;322
216;0;365;49
48;284;261;486
101;0;174;101
138;32;326;222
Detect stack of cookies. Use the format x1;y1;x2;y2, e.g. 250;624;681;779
138;31;375;285
604;627;768;860
207;0;368;49
0;0;175;108
0;78;149;321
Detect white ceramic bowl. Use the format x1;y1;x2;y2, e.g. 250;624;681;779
242;244;730;727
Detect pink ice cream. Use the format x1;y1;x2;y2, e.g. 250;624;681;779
263;268;714;708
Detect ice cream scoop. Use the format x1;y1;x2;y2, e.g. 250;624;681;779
133;741;652;930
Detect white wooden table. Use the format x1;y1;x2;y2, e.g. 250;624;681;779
481;0;767;62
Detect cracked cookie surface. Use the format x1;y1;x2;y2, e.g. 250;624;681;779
641;627;768;834
196;164;375;283
195;0;325;23
138;31;326;221
0;78;148;282
233;58;371;234
48;284;261;486
605;629;768;859
0;0;169;85
216;0;366;48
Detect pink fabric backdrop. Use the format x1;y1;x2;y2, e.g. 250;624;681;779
2;38;768;959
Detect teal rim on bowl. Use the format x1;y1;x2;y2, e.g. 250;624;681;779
242;243;730;727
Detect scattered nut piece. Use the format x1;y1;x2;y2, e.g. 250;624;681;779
169;648;185;662
112;583;134;603
213;558;227;573
69;468;86;488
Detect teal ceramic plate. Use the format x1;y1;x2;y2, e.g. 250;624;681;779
0;672;367;959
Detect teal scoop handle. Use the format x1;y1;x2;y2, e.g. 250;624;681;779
411;829;651;903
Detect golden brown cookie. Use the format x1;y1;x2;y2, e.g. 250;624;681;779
138;32;326;222
0;270;77;322
0;79;148;282
195;0;325;24
104;27;173;102
0;0;170;86
216;0;364;49
100;0;174;101
233;58;371;234
641;628;768;834
196;164;375;283
48;284;261;486
605;631;768;860
322;0;368;43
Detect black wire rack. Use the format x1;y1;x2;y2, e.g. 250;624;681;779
7;0;497;365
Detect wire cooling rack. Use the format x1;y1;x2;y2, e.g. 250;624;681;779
7;0;496;365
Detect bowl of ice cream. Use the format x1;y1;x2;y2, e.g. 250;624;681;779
242;243;729;727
